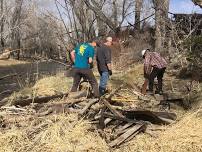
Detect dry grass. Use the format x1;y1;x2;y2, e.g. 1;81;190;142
0;59;28;66
6;75;73;104
33;75;73;96
0;113;109;152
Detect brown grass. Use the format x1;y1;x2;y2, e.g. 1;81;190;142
0;59;28;66
6;75;73;104
0;114;109;152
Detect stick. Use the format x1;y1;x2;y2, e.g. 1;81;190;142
0;74;17;80
102;99;124;118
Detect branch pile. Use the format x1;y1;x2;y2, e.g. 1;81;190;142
0;85;178;148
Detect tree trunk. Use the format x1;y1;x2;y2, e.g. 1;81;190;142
153;0;169;53
0;0;4;50
135;0;143;31
95;0;107;37
11;0;23;59
112;0;118;27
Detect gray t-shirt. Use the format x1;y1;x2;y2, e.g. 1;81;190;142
96;44;111;73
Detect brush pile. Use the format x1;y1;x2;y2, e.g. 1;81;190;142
0;83;178;150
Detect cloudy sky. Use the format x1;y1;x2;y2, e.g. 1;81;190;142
170;0;202;13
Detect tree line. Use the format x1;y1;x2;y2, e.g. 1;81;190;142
0;0;201;60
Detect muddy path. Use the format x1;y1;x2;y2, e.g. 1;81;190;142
0;60;67;100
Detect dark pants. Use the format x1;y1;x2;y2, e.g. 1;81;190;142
71;68;99;97
149;67;166;92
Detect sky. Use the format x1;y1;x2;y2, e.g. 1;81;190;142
169;0;202;14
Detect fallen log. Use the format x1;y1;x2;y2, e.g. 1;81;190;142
11;93;68;107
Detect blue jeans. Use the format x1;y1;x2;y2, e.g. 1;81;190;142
99;71;109;95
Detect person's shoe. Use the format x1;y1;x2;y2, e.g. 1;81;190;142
155;90;163;95
159;90;163;95
99;87;106;96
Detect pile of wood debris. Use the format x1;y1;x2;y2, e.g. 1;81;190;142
0;84;179;148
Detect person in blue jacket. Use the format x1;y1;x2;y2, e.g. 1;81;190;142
70;39;99;97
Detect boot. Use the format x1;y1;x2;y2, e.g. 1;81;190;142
99;87;106;96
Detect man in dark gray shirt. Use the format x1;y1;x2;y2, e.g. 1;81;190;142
96;37;113;95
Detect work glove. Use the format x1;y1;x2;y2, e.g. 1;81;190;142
108;70;112;76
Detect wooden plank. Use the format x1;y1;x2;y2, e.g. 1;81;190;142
126;124;147;142
79;98;99;116
99;106;107;129
109;124;146;147
116;122;134;136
